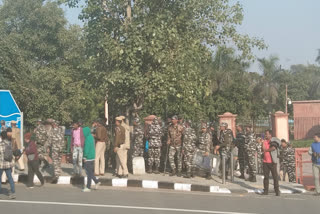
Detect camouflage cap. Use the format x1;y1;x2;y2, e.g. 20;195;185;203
133;117;140;123
186;119;192;125
220;122;228;127
171;115;178;120
46;118;55;124
1;120;5;124
201;123;207;129
209;122;215;127
11;120;17;124
119;116;126;120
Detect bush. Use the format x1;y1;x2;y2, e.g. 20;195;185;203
291;139;314;148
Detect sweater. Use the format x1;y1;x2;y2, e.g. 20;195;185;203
311;142;320;165
25;141;39;161
71;127;85;148
82;127;95;161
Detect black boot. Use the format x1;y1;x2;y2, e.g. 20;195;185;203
191;168;196;178
184;171;191;178
206;172;212;180
239;172;245;179
170;169;176;176
177;171;182;177
147;167;153;174
262;189;268;195
51;177;59;184
154;167;160;174
275;190;280;196
249;176;257;182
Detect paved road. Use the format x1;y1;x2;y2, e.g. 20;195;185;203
0;184;318;214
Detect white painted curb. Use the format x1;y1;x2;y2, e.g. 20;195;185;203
142;180;158;189
210;186;220;193
174;183;191;191
57;176;71;184
112;178;128;187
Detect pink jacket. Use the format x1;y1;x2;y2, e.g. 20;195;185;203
71;127;85;149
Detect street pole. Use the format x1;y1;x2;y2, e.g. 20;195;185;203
230;150;234;182
285;84;288;114
222;156;226;184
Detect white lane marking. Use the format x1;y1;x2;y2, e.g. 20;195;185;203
0;200;258;214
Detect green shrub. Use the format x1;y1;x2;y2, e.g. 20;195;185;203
291;139;314;148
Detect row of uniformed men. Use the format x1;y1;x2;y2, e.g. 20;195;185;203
130;115;235;179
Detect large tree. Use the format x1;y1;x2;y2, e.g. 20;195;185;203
0;0;101;126
66;0;265;121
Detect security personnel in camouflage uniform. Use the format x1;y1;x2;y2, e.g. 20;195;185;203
147;117;162;174
256;137;263;174
160;118;171;172
48;120;64;183
182;120;197;178
235;125;246;179
244;125;257;182
196;123;212;179
132;117;144;158
34;119;50;168
281;139;296;182
167;115;184;176
216;122;234;178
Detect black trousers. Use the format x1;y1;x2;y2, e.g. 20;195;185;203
263;162;279;193
84;161;99;189
28;160;44;187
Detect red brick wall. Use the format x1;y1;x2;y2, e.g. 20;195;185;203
293;101;320;140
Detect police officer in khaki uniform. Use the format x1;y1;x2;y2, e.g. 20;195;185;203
114;117;128;178
11;120;24;171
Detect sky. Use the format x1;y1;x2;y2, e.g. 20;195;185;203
62;0;320;72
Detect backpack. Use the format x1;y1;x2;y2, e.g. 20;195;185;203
3;140;13;162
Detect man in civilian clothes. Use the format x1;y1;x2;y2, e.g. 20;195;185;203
309;133;320;196
262;130;280;196
82;127;100;192
71;122;85;176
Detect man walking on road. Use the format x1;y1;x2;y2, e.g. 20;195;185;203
82;127;100;192
309;133;320;196
34;119;50;170
262;130;280;196
48;120;64;184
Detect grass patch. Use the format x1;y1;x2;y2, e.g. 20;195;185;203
291;139;314;148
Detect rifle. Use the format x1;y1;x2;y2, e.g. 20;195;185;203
163;144;169;175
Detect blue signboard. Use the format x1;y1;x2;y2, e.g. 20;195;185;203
0;90;22;129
